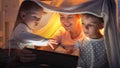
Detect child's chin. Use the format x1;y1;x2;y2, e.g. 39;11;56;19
84;34;89;36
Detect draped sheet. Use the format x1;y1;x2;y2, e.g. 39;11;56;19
26;0;120;68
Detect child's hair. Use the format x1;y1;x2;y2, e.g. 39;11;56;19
82;13;104;24
13;1;43;30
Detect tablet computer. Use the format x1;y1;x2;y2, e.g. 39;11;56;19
25;48;78;68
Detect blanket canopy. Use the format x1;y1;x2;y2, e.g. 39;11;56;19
23;0;120;68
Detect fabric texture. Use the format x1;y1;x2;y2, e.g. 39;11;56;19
76;37;109;68
23;0;120;67
6;23;48;49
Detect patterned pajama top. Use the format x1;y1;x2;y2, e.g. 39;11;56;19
75;37;109;68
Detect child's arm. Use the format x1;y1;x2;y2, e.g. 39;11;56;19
17;32;48;46
41;39;58;51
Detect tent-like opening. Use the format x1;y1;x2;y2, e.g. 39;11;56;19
1;0;119;68
27;0;120;68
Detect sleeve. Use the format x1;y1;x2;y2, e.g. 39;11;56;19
6;24;49;49
74;41;81;50
5;32;49;49
16;32;48;46
71;41;81;56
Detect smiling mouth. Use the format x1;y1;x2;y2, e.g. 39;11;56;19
64;24;72;27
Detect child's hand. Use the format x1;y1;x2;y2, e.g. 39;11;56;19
48;39;58;50
17;49;36;63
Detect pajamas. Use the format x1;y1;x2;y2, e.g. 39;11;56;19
76;37;109;68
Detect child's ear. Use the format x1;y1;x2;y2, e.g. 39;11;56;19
20;11;26;19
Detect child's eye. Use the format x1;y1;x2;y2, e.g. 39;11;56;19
88;24;94;27
60;16;64;19
33;16;40;21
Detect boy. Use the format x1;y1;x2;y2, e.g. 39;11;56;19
75;13;109;68
5;1;57;63
7;1;56;49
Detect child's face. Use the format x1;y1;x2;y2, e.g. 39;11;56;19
82;16;102;38
23;10;44;30
59;13;80;31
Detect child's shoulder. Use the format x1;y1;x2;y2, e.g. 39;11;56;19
77;35;86;42
76;38;84;44
14;23;30;33
14;23;27;29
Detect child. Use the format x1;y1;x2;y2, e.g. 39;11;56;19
5;0;58;63
75;13;109;68
6;1;57;49
47;13;82;56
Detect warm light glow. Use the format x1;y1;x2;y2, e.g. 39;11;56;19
67;0;91;6
51;0;64;7
100;28;104;35
32;12;62;38
25;40;48;46
19;0;24;5
51;0;91;7
32;12;104;39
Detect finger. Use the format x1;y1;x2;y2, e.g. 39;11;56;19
48;44;55;50
48;40;58;45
